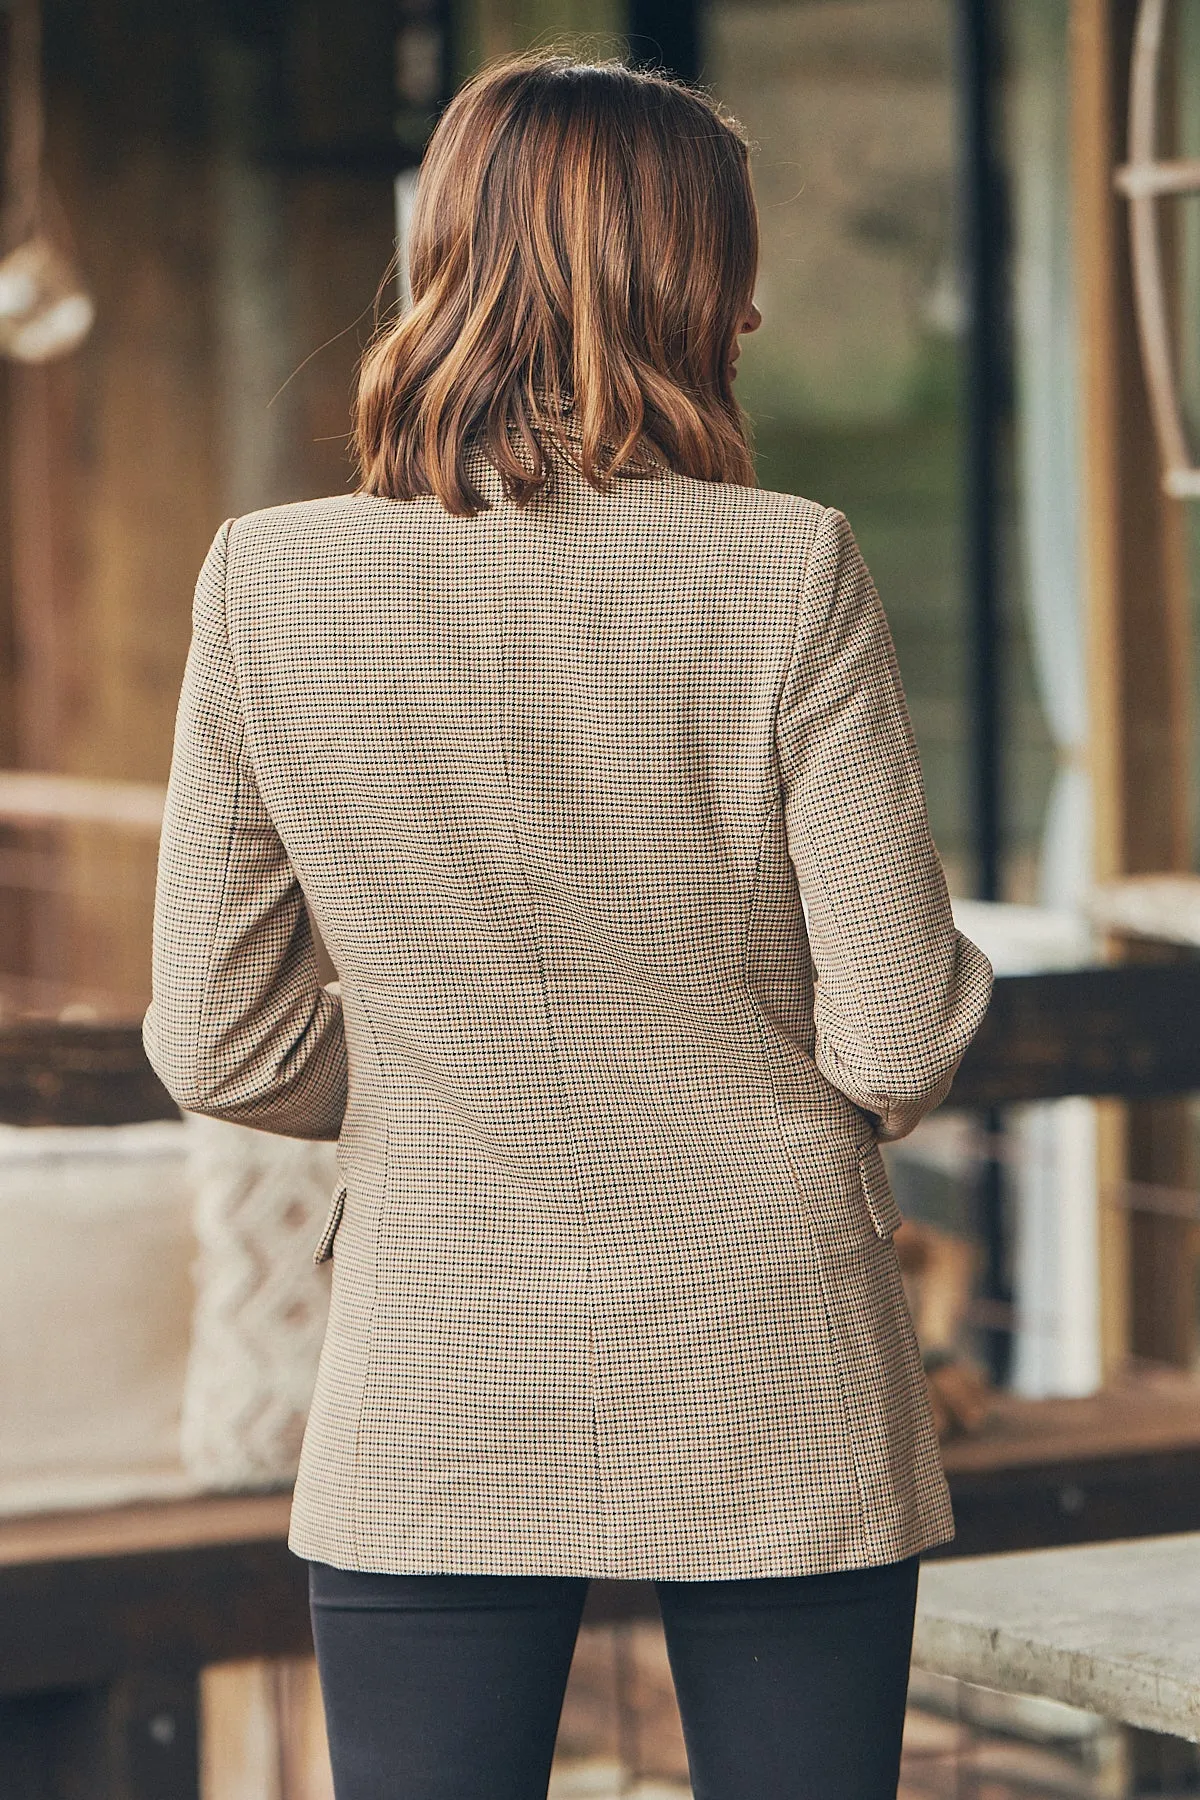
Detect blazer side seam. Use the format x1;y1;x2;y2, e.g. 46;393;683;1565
744;504;872;1543
193;520;249;1076
347;983;391;1570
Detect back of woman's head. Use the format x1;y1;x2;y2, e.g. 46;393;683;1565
353;54;759;516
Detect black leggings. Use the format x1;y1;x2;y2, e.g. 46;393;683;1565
308;1554;920;1800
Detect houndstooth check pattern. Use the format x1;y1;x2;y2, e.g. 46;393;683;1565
144;449;992;1579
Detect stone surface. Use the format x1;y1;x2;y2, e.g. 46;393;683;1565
914;1532;1200;1740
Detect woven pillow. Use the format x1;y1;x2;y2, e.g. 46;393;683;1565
180;1115;336;1489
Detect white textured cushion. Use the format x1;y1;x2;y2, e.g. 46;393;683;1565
180;1115;333;1489
0;1120;196;1515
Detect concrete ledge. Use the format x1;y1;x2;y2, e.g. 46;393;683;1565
914;1532;1200;1741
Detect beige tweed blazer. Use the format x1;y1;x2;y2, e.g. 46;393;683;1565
144;444;992;1581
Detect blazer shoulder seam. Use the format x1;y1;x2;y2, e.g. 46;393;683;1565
772;502;835;765
220;514;272;798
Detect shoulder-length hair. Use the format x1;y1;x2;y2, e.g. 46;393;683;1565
352;54;759;516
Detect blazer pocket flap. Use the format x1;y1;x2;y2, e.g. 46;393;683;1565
858;1141;903;1241
313;1181;347;1265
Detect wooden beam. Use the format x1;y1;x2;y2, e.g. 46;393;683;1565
948;962;1200;1106
1071;0;1195;1368
0;1537;311;1697
0;1022;178;1126
1073;0;1133;1378
0;1494;294;1569
200;1656;335;1800
1072;0;1193;881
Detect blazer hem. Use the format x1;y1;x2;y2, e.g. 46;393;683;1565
286;1509;955;1582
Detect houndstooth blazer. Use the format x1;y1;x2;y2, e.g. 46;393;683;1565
144;443;992;1580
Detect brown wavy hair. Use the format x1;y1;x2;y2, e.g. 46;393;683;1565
352;54;759;516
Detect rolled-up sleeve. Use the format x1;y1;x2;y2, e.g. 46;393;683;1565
143;521;347;1140
777;506;992;1140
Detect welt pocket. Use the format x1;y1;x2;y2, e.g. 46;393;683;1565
858;1140;903;1242
313;1180;347;1265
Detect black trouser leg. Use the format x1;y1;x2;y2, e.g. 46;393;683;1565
308;1564;588;1800
656;1555;920;1800
308;1554;919;1800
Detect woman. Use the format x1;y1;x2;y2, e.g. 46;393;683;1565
145;53;992;1800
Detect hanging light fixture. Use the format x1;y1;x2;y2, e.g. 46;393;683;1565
0;0;94;362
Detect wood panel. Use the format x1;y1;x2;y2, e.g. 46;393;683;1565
947;960;1200;1105
0;1022;177;1125
200;1658;333;1800
940;1440;1200;1554
0;1495;294;1570
0;1539;311;1697
0;4;397;1024
1072;0;1193;883
1071;0;1197;1369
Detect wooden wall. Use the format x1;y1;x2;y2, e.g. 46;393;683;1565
1071;0;1198;1369
0;0;401;1018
